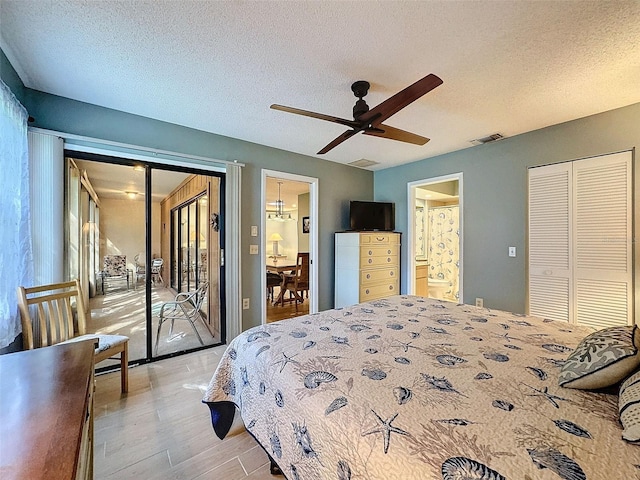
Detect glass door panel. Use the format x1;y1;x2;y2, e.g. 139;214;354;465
153;175;222;357
67;159;148;364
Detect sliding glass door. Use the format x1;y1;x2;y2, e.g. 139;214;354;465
65;154;224;364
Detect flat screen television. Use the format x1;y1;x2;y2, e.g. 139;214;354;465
349;201;395;231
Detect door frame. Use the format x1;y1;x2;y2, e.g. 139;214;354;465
261;169;319;324
407;173;463;301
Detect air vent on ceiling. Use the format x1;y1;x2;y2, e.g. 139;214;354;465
348;158;379;168
470;133;505;145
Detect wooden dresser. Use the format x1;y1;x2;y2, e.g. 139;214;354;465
0;340;95;480
335;232;401;307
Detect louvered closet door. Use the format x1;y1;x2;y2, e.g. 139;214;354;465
573;152;632;328
528;151;633;327
528;162;572;323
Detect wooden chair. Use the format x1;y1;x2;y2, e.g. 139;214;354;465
266;272;283;302
17;280;129;393
282;252;309;310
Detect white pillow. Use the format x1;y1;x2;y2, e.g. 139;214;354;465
619;369;640;442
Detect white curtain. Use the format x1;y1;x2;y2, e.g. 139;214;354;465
0;79;33;348
225;163;242;341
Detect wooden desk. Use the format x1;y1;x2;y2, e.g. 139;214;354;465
0;340;95;480
266;261;297;305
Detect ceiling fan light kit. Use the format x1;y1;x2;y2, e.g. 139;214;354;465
271;73;443;154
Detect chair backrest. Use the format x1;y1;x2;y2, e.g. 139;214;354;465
104;254;127;276
293;253;309;287
134;253;145;272
151;258;163;271
17;280;87;350
193;281;209;310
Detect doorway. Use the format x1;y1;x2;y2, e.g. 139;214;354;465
65;154;224;364
261;170;319;324
407;173;463;302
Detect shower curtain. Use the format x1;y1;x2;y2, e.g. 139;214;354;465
428;205;460;301
415;206;425;258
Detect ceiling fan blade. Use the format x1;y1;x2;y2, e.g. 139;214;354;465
358;74;443;127
363;124;429;145
271;104;359;129
317;129;358;154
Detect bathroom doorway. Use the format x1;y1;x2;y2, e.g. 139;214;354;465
407;173;463;302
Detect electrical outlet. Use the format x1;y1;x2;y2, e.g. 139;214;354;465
249;244;259;254
475;297;484;308
242;298;250;310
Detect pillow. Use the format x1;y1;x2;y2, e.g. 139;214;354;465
619;370;640;442
558;325;640;389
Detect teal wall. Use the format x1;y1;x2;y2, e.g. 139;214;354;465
1;49;373;331
1;48;25;104
375;102;640;314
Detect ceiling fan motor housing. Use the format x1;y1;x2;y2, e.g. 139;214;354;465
351;81;371;119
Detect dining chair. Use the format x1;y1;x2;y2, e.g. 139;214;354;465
282;252;309;310
17;279;129;393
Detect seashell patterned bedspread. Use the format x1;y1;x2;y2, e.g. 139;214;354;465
203;296;640;479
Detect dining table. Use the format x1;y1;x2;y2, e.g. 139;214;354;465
266;258;297;306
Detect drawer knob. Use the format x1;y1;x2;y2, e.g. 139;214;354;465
376;236;384;241
389;285;394;290
387;249;391;254
365;289;370;294
390;272;394;277
366;274;371;279
387;258;391;262
368;250;373;255
368;259;373;264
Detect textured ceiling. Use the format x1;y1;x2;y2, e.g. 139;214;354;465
1;1;639;170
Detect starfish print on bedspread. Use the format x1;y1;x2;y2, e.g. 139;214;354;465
523;383;568;409
362;410;410;454
273;352;300;373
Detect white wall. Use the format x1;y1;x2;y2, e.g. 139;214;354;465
99;197;161;270
265;212;299;260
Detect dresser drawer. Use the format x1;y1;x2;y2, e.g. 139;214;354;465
361;267;398;285
360;280;398;301
360;244;399;259
361;255;397;268
360;233;399;245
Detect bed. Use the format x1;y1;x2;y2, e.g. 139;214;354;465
203;295;640;479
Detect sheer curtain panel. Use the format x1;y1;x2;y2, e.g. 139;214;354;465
0;79;33;349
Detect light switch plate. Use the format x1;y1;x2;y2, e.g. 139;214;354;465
508;246;516;257
249;245;259;254
250;226;258;237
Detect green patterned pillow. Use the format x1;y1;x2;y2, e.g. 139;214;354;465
619;370;640;442
558;325;640;390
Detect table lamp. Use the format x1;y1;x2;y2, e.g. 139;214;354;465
269;233;283;256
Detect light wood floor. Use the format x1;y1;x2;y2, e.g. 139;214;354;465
266;288;309;323
88;285;219;363
93;346;275;479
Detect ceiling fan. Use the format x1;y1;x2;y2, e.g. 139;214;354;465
271;73;443;155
